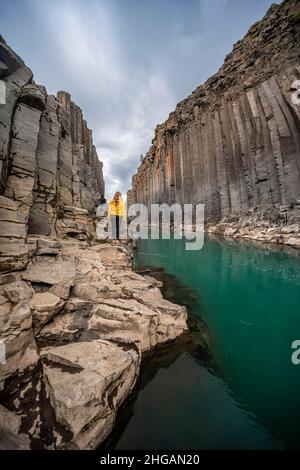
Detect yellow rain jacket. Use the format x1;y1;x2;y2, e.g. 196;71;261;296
108;198;126;218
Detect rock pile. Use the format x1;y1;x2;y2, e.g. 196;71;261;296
0;239;187;449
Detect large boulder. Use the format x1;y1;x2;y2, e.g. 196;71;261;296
41;340;139;449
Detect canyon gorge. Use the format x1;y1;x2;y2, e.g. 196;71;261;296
1;0;300;451
128;0;300;247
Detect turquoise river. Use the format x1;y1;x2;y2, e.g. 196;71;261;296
107;235;300;450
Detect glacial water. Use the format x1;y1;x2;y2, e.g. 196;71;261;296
107;235;300;450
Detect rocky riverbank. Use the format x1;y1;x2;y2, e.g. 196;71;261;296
205;211;300;248
0;237;188;449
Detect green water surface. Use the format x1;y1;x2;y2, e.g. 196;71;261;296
112;235;300;450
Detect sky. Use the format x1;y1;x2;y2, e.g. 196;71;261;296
0;0;274;200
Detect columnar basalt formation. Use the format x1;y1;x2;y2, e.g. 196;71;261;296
128;0;300;247
0;38;188;449
0;36;105;272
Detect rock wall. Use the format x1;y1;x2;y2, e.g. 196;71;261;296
0;37;105;272
0;38;188;449
128;0;300;242
0;241;187;449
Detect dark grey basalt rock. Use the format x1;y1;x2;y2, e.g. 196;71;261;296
0;35;105;272
128;0;300;247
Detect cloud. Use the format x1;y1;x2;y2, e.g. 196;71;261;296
0;0;275;202
31;0;175;200
44;1;123;99
96;71;175;199
177;34;202;56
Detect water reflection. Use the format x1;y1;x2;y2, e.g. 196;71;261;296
104;235;300;450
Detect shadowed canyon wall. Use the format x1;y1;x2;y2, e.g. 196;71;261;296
0;36;104;271
128;0;300;228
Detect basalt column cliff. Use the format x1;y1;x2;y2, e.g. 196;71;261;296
128;0;300;246
0;36;105;272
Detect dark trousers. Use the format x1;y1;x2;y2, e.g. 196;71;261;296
110;215;122;240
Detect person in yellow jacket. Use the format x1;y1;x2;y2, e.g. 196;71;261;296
108;192;126;243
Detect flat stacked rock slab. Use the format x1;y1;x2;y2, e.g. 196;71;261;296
0;240;188;449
